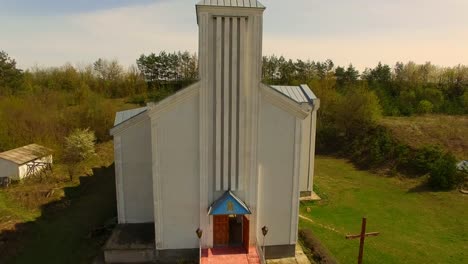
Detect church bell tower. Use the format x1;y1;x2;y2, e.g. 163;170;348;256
196;0;266;247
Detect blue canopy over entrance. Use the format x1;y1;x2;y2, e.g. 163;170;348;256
208;191;251;215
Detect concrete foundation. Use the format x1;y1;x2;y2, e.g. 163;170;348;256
156;249;198;264
299;191;321;201
103;224;155;263
264;244;296;259
103;224;199;263
266;244;311;264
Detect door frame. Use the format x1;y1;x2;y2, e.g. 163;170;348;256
242;215;250;253
212;214;249;249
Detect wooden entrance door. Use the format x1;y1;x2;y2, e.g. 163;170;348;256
213;215;229;246
243;216;250;253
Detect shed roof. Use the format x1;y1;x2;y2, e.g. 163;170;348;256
0;144;52;165
197;0;265;8
114;107;148;127
270;84;317;105
457;160;468;172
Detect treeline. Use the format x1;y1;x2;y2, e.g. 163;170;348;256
137;51;198;86
1;50;465;188
1;51;198;98
263;56;468;115
262;55;466;189
0;50;197;154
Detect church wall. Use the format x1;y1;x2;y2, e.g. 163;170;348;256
257;98;297;246
308;110;318;191
154;95;200;250
119;118;154;223
299;114;311;193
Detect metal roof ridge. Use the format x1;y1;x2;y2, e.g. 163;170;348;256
299;84;314;105
196;0;265;9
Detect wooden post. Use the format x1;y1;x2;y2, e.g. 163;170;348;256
346;217;379;264
358;218;366;264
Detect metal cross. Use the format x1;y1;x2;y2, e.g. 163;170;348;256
345;218;380;264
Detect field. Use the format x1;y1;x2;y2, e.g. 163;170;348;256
0;142;116;263
299;156;468;264
380;115;468;159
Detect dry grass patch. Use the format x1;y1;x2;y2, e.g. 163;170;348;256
380;115;468;159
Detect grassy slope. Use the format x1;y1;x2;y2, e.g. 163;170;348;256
0;142;116;263
7;167;116;264
0;192;38;231
380;115;468;159
300;156;467;264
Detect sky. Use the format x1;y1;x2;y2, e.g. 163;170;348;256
1;0;467;71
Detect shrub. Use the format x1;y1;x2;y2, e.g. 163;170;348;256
417;100;434;114
299;229;337;264
63;129;96;180
127;94;148;106
148;87;176;102
316;125;343;154
346;126;395;168
412;145;445;174
428;153;460;190
394;143;412;168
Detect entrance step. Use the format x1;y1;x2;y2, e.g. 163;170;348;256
200;247;260;264
247;247;260;264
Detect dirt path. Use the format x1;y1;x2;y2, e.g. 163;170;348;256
299;215;344;235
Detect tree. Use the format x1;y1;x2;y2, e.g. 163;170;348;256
345;64;360;83
417;100;434;114
93;58;123;81
124;65;147;95
463;90;468;111
364;62;391;84
63;129;96;181
0;50;23;94
334;85;382;137
335;64;359;87
334;66;346;86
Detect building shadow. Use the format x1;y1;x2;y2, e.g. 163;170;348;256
406;181;450;193
0;164;117;264
407;182;432;193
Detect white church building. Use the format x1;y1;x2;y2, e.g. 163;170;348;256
106;1;319;263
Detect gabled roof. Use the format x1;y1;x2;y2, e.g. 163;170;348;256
260;84;319;119
0;144;52;165
114;107;148;127
270;85;317;105
197;0;265;9
208;191;251;215
110;82;201;136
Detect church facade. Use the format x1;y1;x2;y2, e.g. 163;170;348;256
108;1;319;262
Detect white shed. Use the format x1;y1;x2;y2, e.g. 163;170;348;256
0;144;53;181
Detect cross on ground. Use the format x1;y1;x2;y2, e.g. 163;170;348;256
345;217;380;264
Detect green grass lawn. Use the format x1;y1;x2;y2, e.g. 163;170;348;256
300;156;468;264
